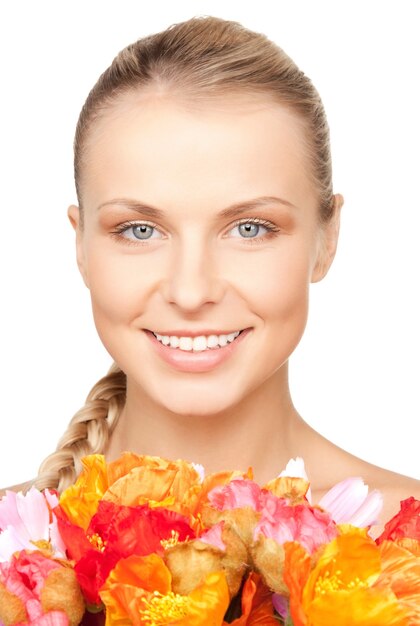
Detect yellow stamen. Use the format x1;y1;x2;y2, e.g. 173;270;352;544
87;532;107;552
160;529;180;549
315;567;369;596
140;590;190;625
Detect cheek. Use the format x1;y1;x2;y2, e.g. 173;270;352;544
84;233;313;338
269;254;311;320
85;244;151;326
224;240;313;322
229;240;313;378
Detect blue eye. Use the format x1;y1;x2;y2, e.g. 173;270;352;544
112;217;280;246
229;219;278;240
234;222;267;238
131;224;155;240
113;221;162;242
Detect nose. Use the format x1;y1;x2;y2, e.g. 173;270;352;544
161;233;225;312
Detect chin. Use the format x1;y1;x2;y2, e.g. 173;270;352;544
157;392;239;418
123;353;259;418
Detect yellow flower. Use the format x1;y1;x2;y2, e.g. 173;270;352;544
59;454;108;530
99;552;230;626
283;527;418;625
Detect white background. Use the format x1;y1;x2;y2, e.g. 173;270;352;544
0;1;418;487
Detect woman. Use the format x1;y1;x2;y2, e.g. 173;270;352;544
2;15;418;538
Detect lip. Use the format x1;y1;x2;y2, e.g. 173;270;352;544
145;329;245;338
144;328;252;373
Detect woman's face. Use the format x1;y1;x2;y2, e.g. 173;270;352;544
69;93;340;416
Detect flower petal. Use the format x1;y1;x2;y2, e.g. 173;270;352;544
192;463;205;483
278;457;311;503
16;488;50;542
318;477;383;526
376;497;420;543
227;572;279;625
278;457;308;480
282;541;312;626
208;479;262;511
347;490;383;527
48;517;67;559
200;523;226;551
27;611;70;626
0;491;29;540
59;455;108;531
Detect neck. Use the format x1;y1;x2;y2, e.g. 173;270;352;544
105;361;311;484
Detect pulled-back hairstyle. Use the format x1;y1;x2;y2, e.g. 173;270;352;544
34;14;338;492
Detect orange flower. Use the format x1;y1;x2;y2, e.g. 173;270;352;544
283;526;418;625
264;475;310;505
103;454;204;524
282;541;311;626
59;453;253;535
59;454;108;531
99;552;230;626
224;572;278;625
377;539;420;623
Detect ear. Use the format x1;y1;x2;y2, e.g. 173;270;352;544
311;193;344;283
67;204;90;288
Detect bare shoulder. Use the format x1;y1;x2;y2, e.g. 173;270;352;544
360;465;420;539
307;435;419;539
0;480;34;498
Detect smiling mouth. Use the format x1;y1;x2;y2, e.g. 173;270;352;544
147;329;246;352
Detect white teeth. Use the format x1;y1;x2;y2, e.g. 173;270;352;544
152;330;242;351
179;337;193;351
207;335;219;348
169;336;180;348
193;336;207;351
218;334;228;347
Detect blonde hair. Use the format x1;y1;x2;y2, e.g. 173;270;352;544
35;15;338;492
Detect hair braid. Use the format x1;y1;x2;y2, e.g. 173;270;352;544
34;362;126;493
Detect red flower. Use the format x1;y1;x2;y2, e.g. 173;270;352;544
376;497;420;544
55;500;194;606
75;549;120;607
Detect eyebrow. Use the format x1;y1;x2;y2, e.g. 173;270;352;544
96;195;298;219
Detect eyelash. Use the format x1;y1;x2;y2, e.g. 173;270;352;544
110;217;281;246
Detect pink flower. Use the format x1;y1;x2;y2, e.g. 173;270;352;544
318;477;383;528
0;550;84;626
0;488;66;562
208;478;263;511
278;459;383;529
207;478;338;554
255;502;338;554
199;522;226;551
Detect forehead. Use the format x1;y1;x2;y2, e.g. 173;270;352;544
81;93;316;213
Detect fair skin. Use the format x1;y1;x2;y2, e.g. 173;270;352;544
66;91;419;536
71;93;333;485
3;93;416;535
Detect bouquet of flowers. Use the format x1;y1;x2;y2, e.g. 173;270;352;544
0;453;419;625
